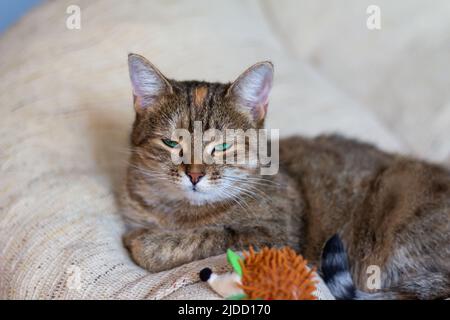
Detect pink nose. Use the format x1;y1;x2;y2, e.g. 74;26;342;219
187;172;204;185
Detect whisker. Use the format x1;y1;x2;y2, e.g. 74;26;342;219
222;178;279;189
222;175;280;186
227;184;260;202
218;188;253;216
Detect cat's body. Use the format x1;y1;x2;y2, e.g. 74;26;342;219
281;135;450;299
122;54;450;299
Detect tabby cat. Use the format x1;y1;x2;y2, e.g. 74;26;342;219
121;53;450;299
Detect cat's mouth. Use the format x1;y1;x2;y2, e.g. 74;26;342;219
179;175;227;205
190;185;199;193
185;182;208;196
184;188;215;206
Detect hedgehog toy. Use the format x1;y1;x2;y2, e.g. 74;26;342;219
199;246;318;300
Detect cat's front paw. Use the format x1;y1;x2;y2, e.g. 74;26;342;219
123;228;188;273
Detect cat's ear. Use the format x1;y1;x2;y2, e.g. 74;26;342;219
128;53;172;112
227;61;274;122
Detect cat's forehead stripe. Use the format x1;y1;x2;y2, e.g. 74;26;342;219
193;86;208;109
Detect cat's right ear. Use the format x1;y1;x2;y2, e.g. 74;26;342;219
128;53;172;112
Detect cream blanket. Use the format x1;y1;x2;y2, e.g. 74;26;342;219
1;0;449;299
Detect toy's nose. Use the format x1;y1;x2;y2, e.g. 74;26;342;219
187;172;204;185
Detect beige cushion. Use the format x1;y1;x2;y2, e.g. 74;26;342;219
0;0;414;299
267;0;450;163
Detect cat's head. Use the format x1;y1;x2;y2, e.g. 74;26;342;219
127;53;274;205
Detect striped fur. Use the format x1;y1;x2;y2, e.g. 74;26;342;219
321;235;450;300
122;55;450;298
320;234;356;299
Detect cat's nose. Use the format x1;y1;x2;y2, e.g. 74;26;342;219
187;172;204;185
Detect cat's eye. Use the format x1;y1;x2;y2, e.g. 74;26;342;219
214;143;232;152
162;139;179;148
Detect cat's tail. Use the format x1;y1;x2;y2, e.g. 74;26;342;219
320;234;450;300
320;234;358;299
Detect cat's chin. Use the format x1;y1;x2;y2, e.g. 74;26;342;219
182;184;238;206
178;174;220;206
183;189;221;206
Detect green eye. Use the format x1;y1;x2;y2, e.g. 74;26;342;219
162;139;179;148
214;143;232;152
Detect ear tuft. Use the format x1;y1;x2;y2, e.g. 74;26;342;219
128;53;172;110
228;61;274;122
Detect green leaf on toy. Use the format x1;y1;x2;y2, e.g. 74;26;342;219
226;249;243;276
226;293;247;300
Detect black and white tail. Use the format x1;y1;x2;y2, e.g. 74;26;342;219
320;234;450;300
320;234;358;299
319;234;401;299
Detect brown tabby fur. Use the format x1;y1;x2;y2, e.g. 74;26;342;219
121;54;450;299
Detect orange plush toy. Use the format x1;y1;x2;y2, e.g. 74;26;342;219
199;246;317;300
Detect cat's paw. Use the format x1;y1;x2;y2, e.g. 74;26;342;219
123;228;148;249
123;229;187;273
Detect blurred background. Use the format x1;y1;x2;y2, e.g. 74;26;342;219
0;0;41;33
2;0;450;163
1;0;450;299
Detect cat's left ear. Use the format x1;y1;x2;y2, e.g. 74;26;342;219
227;61;274;122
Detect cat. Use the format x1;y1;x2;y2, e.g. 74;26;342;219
121;53;450;299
